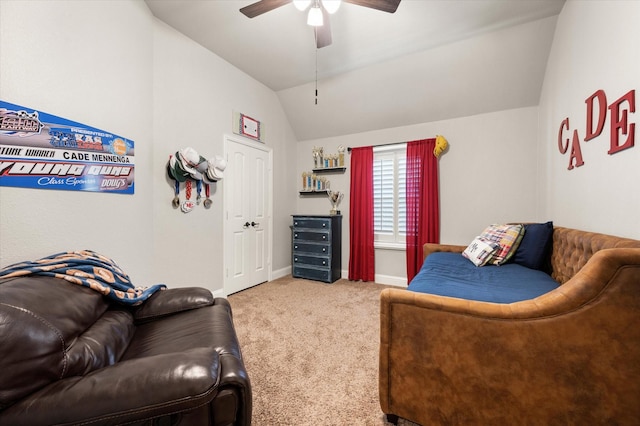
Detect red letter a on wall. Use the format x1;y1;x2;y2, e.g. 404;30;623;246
568;129;585;170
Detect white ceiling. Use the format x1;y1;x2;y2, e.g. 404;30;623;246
145;0;566;141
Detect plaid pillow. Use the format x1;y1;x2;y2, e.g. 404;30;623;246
479;224;525;265
462;237;501;267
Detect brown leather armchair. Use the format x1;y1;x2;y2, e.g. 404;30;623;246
0;275;251;425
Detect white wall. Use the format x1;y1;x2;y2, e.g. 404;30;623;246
152;20;298;290
538;0;640;238
0;1;298;294
296;0;640;285
297;106;540;284
0;0;155;281
3;0;636;290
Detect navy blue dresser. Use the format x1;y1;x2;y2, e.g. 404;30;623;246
291;215;342;283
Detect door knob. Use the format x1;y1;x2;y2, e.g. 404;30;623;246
251;221;259;227
243;222;250;228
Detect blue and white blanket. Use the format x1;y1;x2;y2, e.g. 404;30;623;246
0;250;165;305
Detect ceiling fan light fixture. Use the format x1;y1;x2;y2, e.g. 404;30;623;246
293;0;311;11
321;0;341;14
307;5;323;26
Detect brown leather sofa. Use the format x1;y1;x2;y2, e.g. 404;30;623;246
0;275;251;425
380;226;640;425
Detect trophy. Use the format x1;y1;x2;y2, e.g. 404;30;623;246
327;190;344;216
312;146;324;169
338;145;345;167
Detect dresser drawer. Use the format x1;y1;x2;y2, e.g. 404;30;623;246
292;217;331;230
292;230;330;243
293;266;332;282
292;242;330;255
293;254;331;268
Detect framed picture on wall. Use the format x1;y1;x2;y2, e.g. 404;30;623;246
232;111;264;143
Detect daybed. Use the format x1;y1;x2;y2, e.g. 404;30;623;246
379;225;640;425
0;253;251;425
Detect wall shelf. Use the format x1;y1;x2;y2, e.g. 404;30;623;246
299;190;329;196
312;167;346;174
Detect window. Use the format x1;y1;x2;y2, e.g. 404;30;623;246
373;144;406;247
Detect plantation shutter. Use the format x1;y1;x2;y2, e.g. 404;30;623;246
373;154;394;234
373;146;406;243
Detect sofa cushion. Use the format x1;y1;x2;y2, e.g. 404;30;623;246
0;348;221;426
512;221;554;271
462;237;500;266
66;309;135;376
133;287;214;324
0;276;111;409
122;302;242;361
408;252;560;303
479;224;525;265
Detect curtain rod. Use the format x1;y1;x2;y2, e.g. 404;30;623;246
346;141;408;152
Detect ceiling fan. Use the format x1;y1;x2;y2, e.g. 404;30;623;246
240;0;401;48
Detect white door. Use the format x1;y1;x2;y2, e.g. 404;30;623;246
224;135;272;295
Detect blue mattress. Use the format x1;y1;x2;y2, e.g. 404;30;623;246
407;252;559;303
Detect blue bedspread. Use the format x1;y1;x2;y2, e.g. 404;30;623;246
407;252;559;303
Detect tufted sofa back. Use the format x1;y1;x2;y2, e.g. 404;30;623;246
0;275;135;410
550;226;640;284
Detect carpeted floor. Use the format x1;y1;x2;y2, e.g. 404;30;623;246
228;276;418;426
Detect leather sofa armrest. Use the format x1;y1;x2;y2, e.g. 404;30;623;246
423;243;466;260
0;348;221;426
133;287;214;323
379;248;640;424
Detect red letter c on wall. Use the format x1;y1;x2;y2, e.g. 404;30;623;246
558;117;570;154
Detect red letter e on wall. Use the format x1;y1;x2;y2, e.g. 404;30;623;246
608;89;635;155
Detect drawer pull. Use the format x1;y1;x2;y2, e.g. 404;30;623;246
294;222;298;225
294;245;298;249
322;248;326;252
294;233;298;238
322;235;326;240
294;257;298;262
322;223;326;227
322;261;326;265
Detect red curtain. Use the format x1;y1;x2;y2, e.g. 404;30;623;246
348;147;375;281
406;138;439;283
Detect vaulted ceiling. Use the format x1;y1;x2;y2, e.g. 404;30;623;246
145;0;566;141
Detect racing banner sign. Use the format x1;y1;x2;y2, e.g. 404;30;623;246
0;100;134;194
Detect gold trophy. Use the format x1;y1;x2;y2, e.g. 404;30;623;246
327;190;344;215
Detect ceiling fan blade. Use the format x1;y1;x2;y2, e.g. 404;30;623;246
240;0;292;18
315;7;332;48
343;0;401;13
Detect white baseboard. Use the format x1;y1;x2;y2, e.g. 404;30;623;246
212;288;226;298
218;266;290;297
374;273;407;287
340;269;406;287
271;265;291;281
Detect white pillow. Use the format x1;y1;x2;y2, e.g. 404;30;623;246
462;237;500;267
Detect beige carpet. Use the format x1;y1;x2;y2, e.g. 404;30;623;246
228;276;418;426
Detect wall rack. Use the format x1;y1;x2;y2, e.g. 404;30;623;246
312;167;346;174
299;190;329;196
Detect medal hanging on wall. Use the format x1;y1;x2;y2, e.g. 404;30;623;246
172;179;180;208
196;179;202;205
203;183;212;209
181;180;195;213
